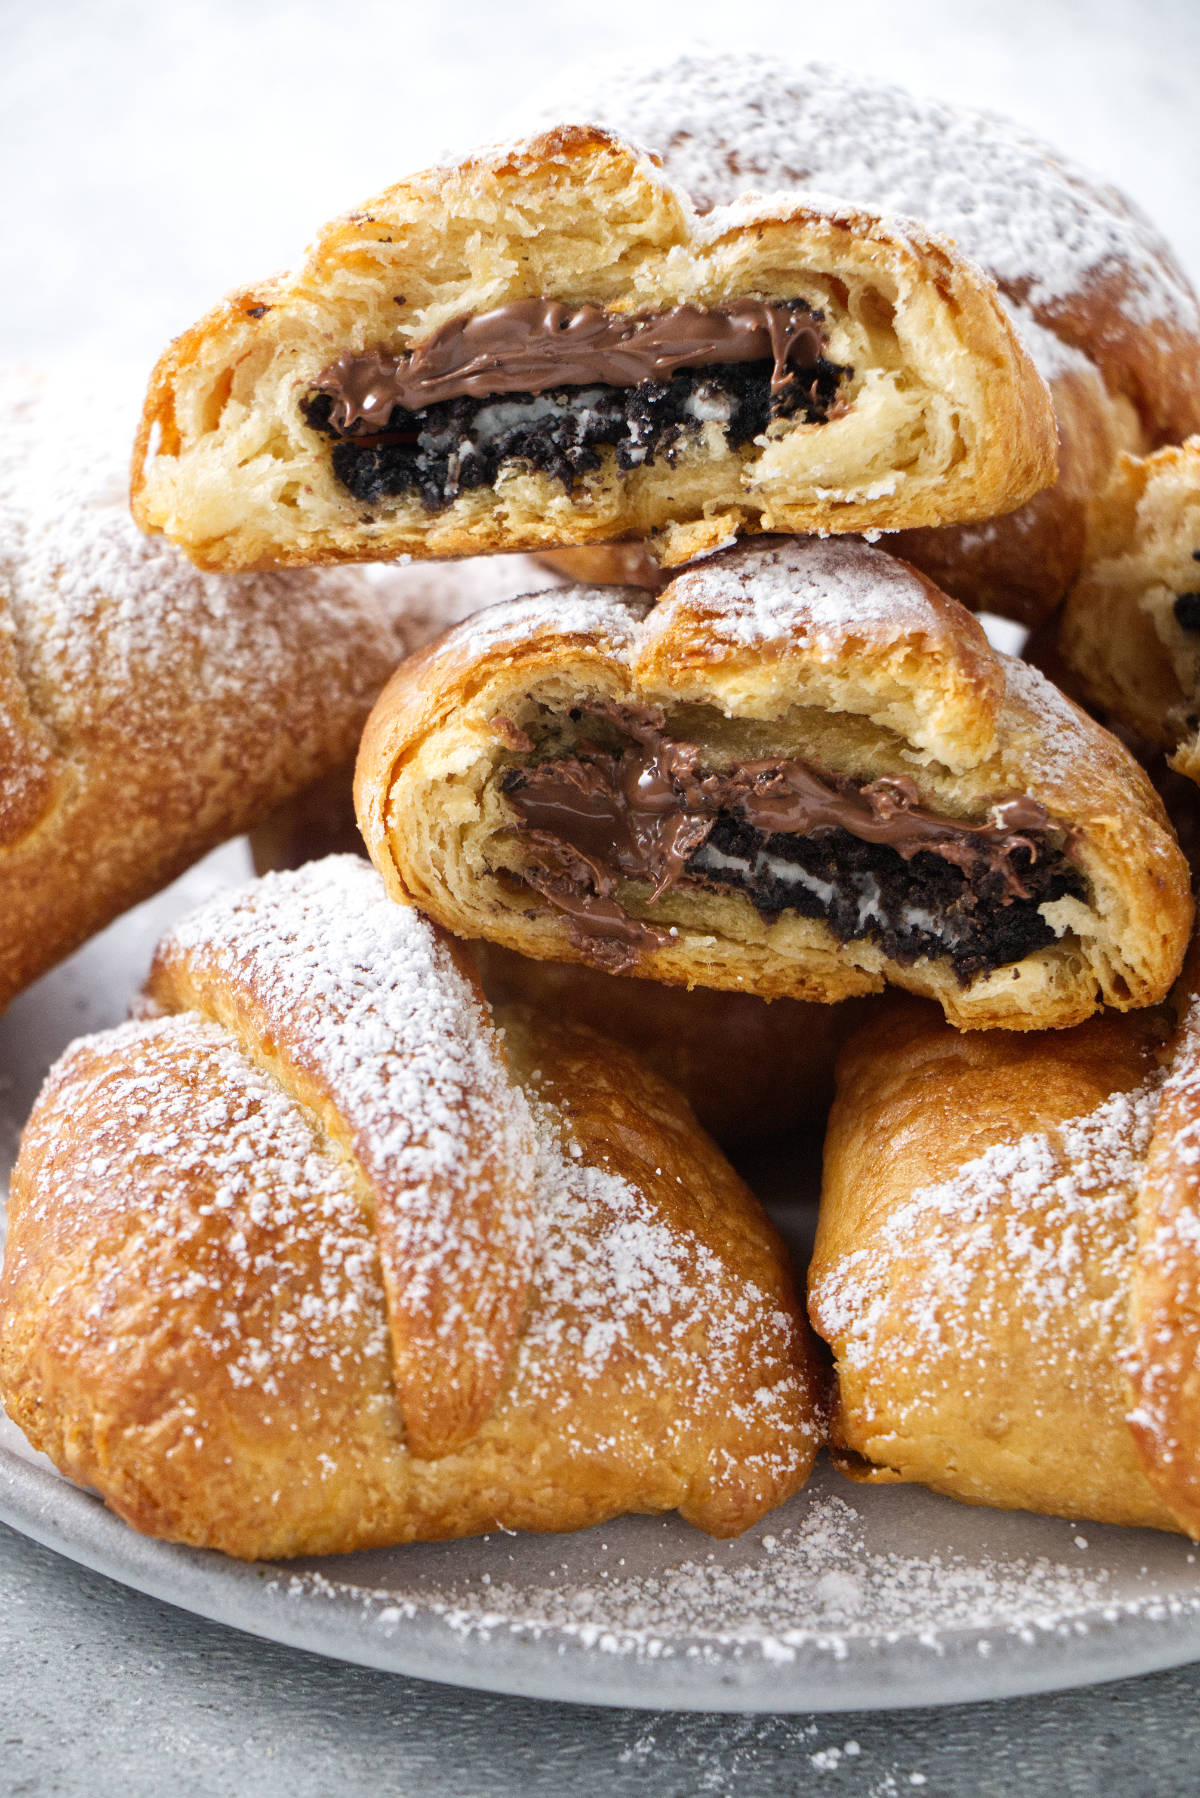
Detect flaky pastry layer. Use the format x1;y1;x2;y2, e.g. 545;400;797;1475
131;126;1054;572
1060;441;1200;785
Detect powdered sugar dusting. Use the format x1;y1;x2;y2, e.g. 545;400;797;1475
0;370;563;788
14;1010;389;1397
663;536;943;651
154;857;536;1396
812;1077;1162;1402
513;1095;816;1480
444;581;651;666
537;56;1196;333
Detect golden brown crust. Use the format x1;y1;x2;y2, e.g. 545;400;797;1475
355;538;1192;1030
894;361;1146;625
474;942;879;1147
1058;441;1200;782
809;998;1181;1530
808;949;1200;1537
131;127;1055;571
0;858;822;1557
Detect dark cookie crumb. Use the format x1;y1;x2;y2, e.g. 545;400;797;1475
302;353;847;511
692;813;1084;984
1174;590;1200;632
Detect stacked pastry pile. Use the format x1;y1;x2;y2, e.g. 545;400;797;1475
4;56;1200;1558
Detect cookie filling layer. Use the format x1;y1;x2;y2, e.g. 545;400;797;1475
498;706;1085;979
302;298;847;510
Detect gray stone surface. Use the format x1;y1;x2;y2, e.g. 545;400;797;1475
2;1518;1197;1798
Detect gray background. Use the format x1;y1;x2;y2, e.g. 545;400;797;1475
4;0;1200;1790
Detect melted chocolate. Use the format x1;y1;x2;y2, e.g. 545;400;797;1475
499;706;1084;980
310;298;827;430
302;297;849;512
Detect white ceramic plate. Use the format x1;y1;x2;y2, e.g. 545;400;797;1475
4;847;1200;1713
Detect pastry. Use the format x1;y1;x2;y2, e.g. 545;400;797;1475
0;368;436;1012
249;552;562;871
807;951;1200;1536
543;55;1200;623
130;124;1055;572
249;766;873;1149
1058;441;1200;786
0;857;822;1559
355;536;1192;1031
471;943;879;1149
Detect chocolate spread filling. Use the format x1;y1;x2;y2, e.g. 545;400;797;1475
302;297;848;510
498;706;1085;979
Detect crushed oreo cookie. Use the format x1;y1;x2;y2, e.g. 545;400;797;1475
498;705;1084;982
303;357;845;510
690;812;1083;982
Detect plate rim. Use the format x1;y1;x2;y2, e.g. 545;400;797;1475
7;1441;1200;1713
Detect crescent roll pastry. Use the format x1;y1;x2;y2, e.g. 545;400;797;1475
355;536;1191;1031
0;368;436;1012
1058;441;1200;786
547;55;1200;622
0;857;822;1559
130;124;1055;573
807;958;1200;1536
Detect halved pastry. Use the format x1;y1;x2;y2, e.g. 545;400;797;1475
807;950;1200;1535
541;55;1200;622
131;125;1054;572
1059;440;1200;786
356;537;1191;1031
0;857;822;1558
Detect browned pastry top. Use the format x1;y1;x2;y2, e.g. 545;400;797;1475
544;55;1200;439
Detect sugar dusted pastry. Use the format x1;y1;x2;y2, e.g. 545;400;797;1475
0;369;443;1012
356;537;1191;1031
131;124;1054;573
0;857;821;1559
1059;441;1200;786
547;55;1200;622
807;957;1200;1536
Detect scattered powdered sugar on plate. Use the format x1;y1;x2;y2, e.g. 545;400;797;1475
268;1479;1200;1667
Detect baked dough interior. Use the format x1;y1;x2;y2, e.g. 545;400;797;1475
472;693;1086;983
302;296;850;514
